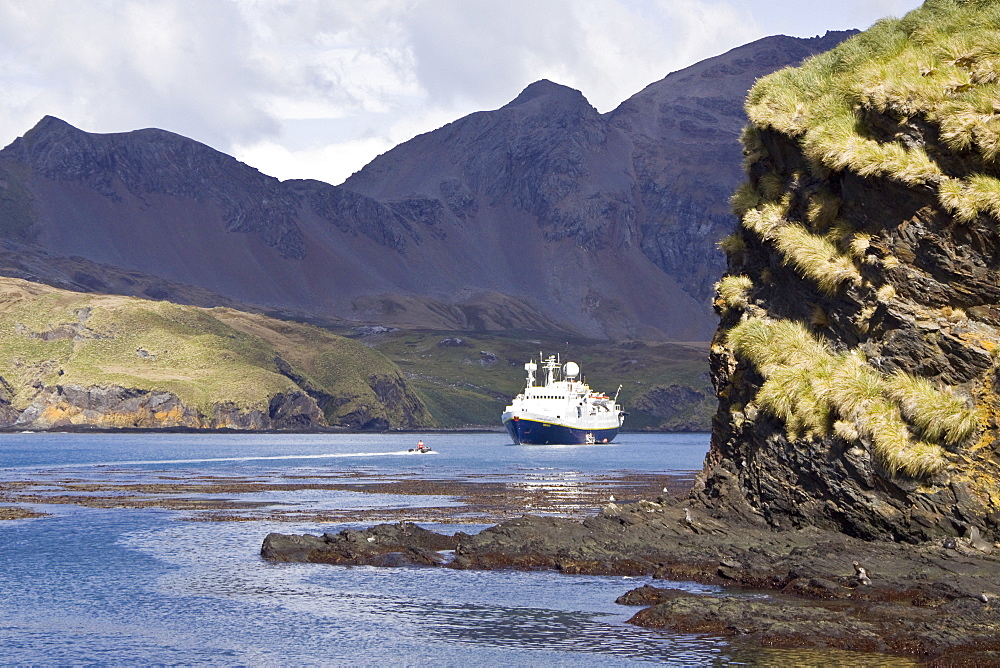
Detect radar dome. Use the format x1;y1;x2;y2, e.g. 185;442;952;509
563;361;580;378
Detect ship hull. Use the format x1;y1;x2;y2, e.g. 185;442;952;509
502;415;619;445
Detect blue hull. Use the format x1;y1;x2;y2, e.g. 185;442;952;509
503;417;619;445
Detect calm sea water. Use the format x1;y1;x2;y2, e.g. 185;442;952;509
0;432;915;666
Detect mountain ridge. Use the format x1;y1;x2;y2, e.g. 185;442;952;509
0;31;856;342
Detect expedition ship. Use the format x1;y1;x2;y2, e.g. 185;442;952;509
502;354;625;445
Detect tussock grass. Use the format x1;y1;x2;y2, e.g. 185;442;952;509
759;172;788;201
757;365;831;438
773;224;862;294
939;174;1000;222
730;182;762;218
726;316;977;477
834;420;861;442
941;305;967;322
876;283;897;302
716;275;753;309
726;318;828;377
741;191;860;296
742;201;789;239
859;399;947;478
717;232;746;254
745;0;1000;219
847;232;872;259
806;190;842;229
819;351;883;419
884;370;977;444
741;125;767;168
810;305;830;328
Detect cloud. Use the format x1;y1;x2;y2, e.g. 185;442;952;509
399;0;761;113
234;135;393;185
0;0;279;151
404;0;583;109
232;105;461;185
571;0;761;111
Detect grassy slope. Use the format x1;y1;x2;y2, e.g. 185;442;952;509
747;0;1000;202
0;277;433;427
347;328;713;430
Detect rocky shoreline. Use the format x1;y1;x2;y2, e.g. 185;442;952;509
262;496;1000;663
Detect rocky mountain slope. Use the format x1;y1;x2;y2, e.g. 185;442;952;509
702;0;1000;542
0;32;853;343
0;276;433;430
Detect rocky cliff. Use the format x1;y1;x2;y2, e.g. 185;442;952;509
0;277;433;431
0;32;853;343
700;0;1000;542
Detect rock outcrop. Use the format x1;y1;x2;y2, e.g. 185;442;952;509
0;33;853;343
262;499;1000;662
700;1;1000;542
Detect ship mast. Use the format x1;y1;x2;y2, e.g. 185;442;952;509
542;354;560;385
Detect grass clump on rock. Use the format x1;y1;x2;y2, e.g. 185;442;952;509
738;193;861;296
884;370;977;444
715;275;754;310
726;316;976;477
772;224;861;295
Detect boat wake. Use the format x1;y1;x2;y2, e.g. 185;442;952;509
12;450;437;470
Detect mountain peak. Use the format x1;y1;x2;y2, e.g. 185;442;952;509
502;79;590;109
9;115;82;149
32;115;76;132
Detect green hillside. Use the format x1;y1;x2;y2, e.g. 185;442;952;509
0;277;434;430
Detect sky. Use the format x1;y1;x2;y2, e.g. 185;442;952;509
0;0;924;186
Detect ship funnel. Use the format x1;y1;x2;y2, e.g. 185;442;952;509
563;361;580;378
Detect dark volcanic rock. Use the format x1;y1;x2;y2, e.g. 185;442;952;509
262;522;458;566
